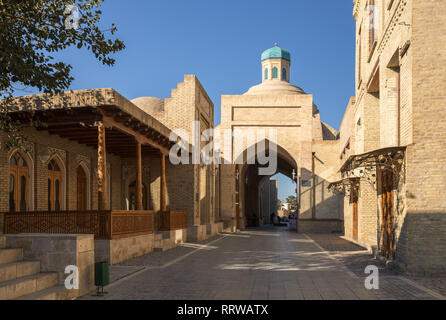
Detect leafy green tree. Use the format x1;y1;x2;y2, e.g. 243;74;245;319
285;195;298;211
0;0;125;148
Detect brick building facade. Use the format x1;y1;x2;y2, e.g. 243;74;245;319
1;0;444;279
0;77;222;242
217;45;343;233
334;0;446;275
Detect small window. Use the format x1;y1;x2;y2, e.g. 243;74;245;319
48;158;62;211
48;178;51;211
367;0;376;51
272;67;278;79
55;179;60;211
282;68;287;81
20;175;27;211
264;68;268;80
9;174;15;212
10;152;27;167
48;159;61;171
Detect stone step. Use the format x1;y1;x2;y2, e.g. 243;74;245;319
0;236;5;249
0;272;58;300
153;239;163;251
17;285;72;300
0;260;40;282
0;248;23;265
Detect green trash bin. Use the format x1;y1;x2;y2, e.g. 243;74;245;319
94;261;109;295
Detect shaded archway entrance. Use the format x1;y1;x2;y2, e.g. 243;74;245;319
236;141;298;229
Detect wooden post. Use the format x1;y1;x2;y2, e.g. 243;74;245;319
136;142;143;211
160;153;167;212
97;122;108;210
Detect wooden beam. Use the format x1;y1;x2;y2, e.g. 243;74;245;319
97;122;108;210
64;133;128;139
114;115;132;122
41;116;102;124
56;131;98;137
37;121;98;129
160;153;167;212
136;142;143;211
77;137;133;143
55;129;124;136
117;153;159;158
100;113;171;156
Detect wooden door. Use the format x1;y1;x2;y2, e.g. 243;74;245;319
48;159;62;211
352;188;359;241
381;170;395;259
9;152;29;212
77;166;87;211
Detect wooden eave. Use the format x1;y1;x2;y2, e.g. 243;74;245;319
4;89;178;158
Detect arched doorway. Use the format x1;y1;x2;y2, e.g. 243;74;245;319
48;158;62;211
77;166;87;211
128;181;147;210
237;141;298;229
9;151;29;212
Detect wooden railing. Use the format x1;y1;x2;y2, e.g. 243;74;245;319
158;210;187;231
109;211;155;239
2;210;155;240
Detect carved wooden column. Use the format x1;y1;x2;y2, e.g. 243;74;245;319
97;122;108;210
160;153;167;212
136;142;143;211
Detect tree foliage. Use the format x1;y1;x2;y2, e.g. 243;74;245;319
0;0;125;148
285;195;298;211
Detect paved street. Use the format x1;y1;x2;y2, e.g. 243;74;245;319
82;227;444;300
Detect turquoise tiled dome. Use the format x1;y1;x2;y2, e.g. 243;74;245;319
261;44;291;62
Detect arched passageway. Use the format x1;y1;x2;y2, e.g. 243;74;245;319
235;141;298;229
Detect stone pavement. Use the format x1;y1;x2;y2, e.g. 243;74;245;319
306;233;446;300
81;228;445;300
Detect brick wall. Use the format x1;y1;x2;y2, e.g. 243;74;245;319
401;0;446;274
345;0;446;273
0;126;123;214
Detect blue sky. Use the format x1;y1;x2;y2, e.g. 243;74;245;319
22;0;356;201
25;0;356;129
271;173;297;203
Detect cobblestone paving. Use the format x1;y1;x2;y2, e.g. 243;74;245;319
405;276;446;297
81;229;443;300
306;233;446;300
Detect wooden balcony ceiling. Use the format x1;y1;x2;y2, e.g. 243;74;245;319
5;89;177;158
